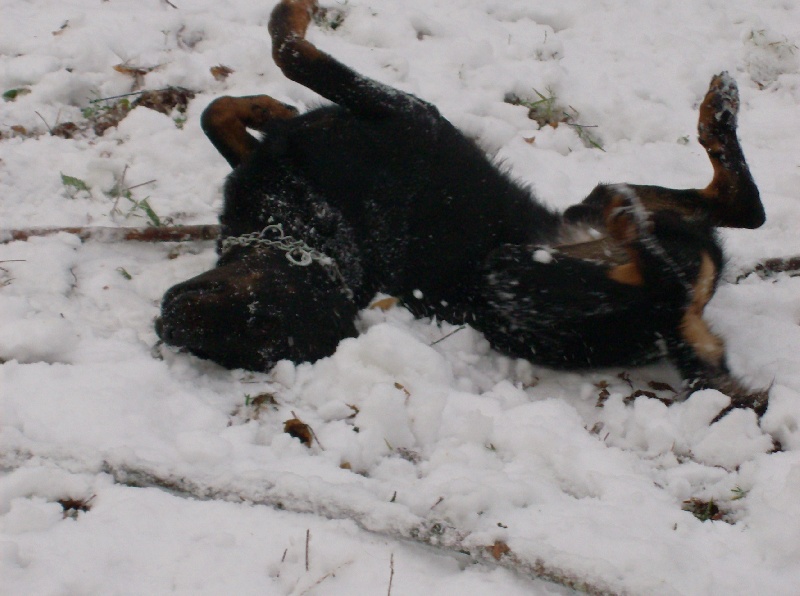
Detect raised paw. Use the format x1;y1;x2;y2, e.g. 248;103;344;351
269;0;319;43
698;72;740;152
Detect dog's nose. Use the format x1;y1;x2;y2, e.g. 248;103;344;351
157;278;227;348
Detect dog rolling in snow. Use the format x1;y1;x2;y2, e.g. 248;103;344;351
156;0;768;415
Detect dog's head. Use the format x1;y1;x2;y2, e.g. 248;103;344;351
155;248;357;371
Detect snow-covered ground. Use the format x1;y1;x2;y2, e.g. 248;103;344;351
2;0;800;593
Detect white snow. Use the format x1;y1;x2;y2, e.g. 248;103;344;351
2;0;800;594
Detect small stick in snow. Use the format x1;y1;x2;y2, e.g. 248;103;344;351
4;224;799;284
277;547;288;578
298;561;353;596
0;224;221;245
305;529;310;572
430;325;466;346
6;452;619;595
387;553;395;596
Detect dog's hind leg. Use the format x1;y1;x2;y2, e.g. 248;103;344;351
269;0;432;117
694;72;764;228
566;73;765;232
603;192;768;415
201;95;299;168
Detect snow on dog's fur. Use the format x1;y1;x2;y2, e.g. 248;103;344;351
157;0;767;414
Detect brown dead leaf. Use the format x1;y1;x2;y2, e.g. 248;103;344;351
396;447;421;464
596;387;610;407
284;418;313;447
648;381;678;393
91;102;131;136
133;87;195;116
244;392;278;420
113;64;157;77
394;382;411;397
589;421;604;435
58;495;95;518
487;540;511;560
210;65;234;81
370;296;399;311
624;389;659;405
250;392;277;409
113;64;160;90
52;21;69;36
682;498;724;522
51;122;79;139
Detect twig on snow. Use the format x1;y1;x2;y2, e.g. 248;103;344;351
387;553;395;596
1;224;221;245
430;325;466;346
3;223;799;284
305;529;310;572
298;561;353;595
1;450;621;595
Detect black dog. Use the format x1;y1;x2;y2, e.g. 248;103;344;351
156;0;767;413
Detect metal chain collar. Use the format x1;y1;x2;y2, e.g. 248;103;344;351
220;222;352;297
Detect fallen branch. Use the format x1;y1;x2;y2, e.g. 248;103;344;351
105;465;617;594
0;224;221;245
387;553;395;596
2;449;620;595
6;224;797;284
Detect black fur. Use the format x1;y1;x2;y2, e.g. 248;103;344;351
156;1;766;408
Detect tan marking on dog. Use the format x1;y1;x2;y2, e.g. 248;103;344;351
602;196;646;286
270;0;326;69
202;95;298;164
680;251;725;365
603;196;638;244
607;262;645;286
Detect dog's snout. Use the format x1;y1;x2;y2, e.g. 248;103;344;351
163;278;227;305
157;277;228;348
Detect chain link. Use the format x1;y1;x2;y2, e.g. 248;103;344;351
220;223;353;298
